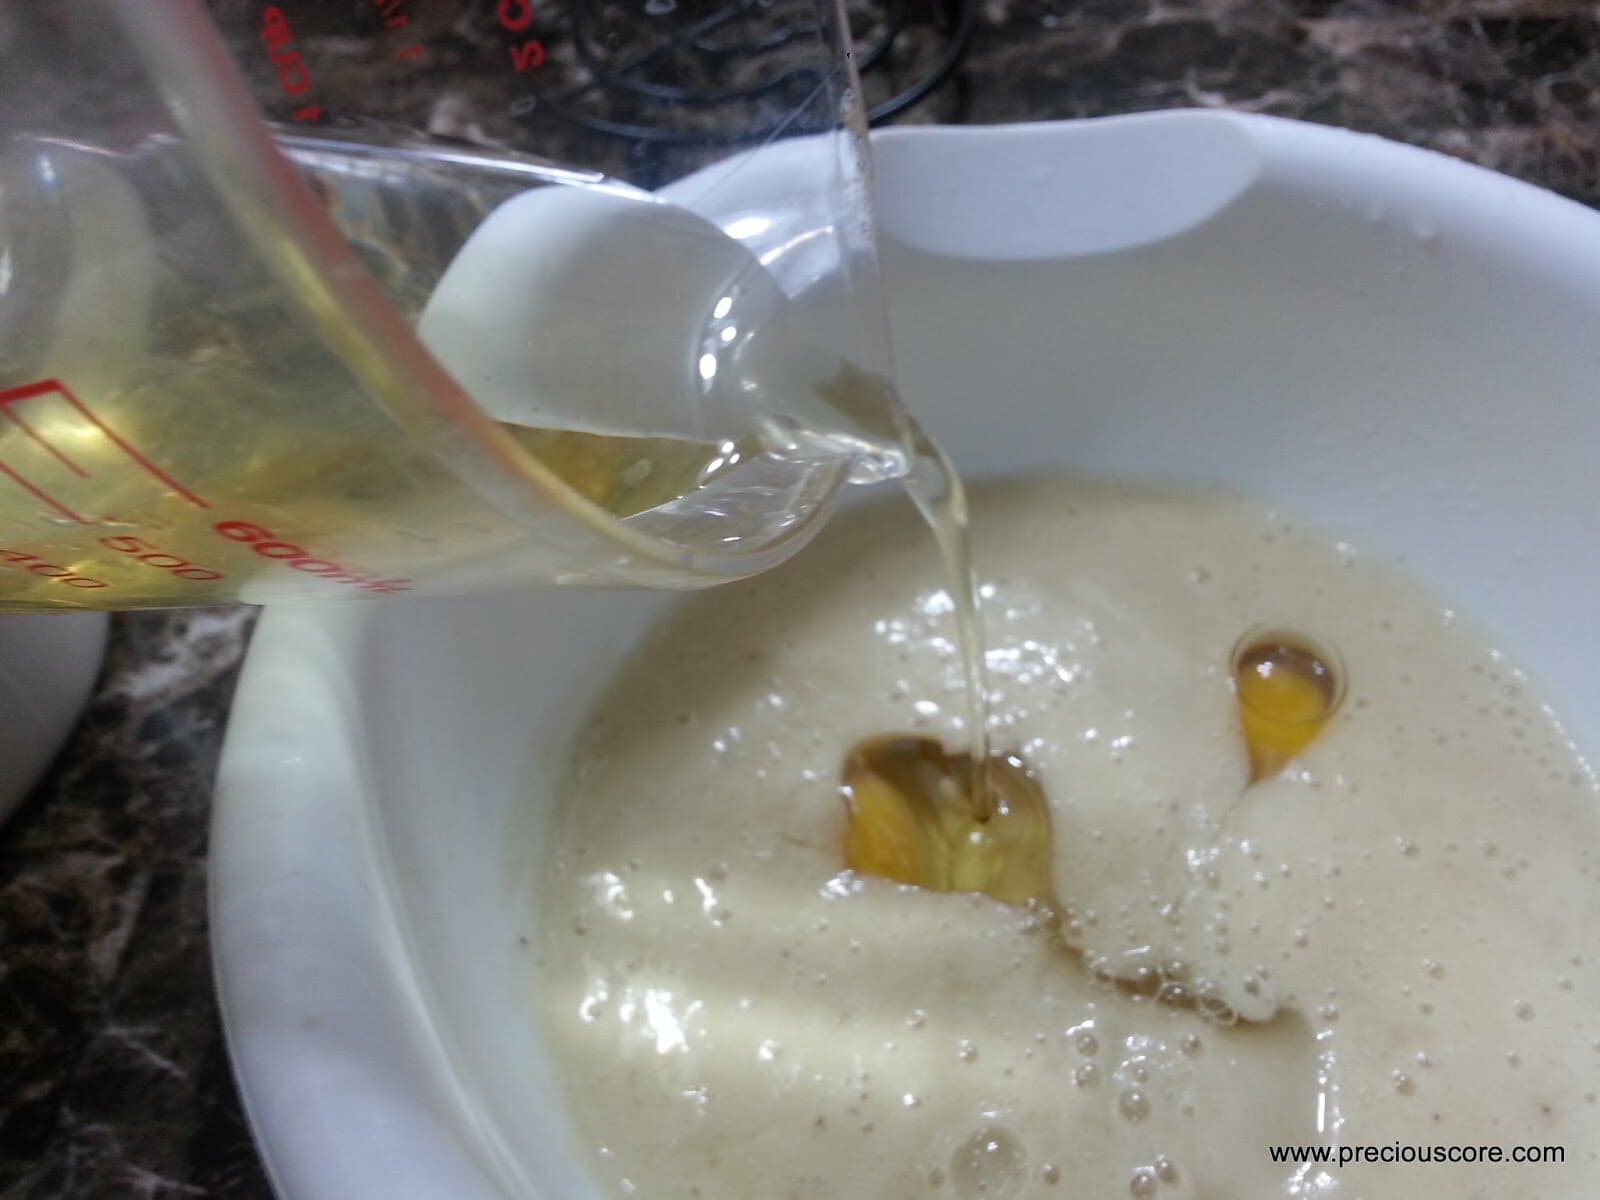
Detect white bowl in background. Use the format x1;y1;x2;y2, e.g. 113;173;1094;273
0;612;107;823
213;111;1600;1200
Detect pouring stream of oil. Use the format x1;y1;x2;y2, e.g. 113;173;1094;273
897;424;995;820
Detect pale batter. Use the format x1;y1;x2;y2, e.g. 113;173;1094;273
536;477;1600;1198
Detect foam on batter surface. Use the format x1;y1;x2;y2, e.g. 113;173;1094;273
535;477;1600;1198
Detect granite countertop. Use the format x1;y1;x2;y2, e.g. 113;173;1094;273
5;1;1600;1196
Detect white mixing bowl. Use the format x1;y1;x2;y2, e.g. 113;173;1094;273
0;612;107;823
213;111;1600;1200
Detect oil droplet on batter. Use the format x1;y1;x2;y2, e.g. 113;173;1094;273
839;735;1055;908
1232;630;1345;783
950;1125;1027;1200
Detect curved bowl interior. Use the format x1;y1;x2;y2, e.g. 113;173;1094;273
213;111;1600;1200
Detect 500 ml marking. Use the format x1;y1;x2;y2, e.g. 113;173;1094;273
99;536;223;583
0;378;413;597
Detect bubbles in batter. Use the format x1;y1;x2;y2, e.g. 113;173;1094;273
537;478;1600;1200
1118;1087;1151;1122
949;1124;1028;1200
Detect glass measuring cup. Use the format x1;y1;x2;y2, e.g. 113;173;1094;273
0;1;905;610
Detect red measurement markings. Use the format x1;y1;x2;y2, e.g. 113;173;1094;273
496;0;546;73
100;535;224;582
259;6;322;123
372;0;410;28
0;379;414;597
214;520;411;594
0;378;208;519
2;404;88;480
366;0;422;62
0;548;106;589
0;462;82;524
